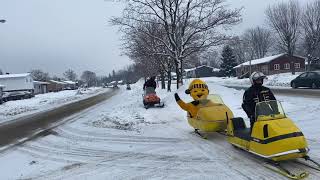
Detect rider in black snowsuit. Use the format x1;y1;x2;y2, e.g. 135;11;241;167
242;72;276;129
143;76;157;90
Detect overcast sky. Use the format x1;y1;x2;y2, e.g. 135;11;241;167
0;0;309;77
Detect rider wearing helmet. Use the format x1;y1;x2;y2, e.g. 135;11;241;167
143;76;157;90
242;72;276;129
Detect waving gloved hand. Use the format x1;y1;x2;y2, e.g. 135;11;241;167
174;93;181;101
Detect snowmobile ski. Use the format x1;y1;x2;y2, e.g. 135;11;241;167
294;156;320;172
194;129;207;139
263;161;309;180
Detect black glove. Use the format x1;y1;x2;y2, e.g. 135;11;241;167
174;93;180;101
192;100;200;106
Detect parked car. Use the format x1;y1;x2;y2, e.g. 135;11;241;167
2;91;34;101
291;71;320;89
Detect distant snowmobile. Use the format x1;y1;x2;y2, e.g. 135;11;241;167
142;87;164;109
227;100;320;179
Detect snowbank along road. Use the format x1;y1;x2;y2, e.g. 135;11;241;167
223;85;320;98
0;81;319;180
0;89;118;149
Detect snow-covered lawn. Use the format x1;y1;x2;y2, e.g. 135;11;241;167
202;72;303;88
0;80;319;179
0;87;107;124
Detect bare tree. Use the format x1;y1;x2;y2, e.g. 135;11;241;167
301;0;320;70
30;69;50;81
200;50;221;68
228;36;253;64
81;71;97;87
111;0;241;89
243;26;272;59
63;69;77;81
51;75;61;81
122;21;174;91
266;0;301;56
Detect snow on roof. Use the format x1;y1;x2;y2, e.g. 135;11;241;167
0;84;5;87
0;73;31;79
49;80;67;84
33;81;50;85
63;81;76;84
184;65;218;72
212;68;220;72
234;54;286;68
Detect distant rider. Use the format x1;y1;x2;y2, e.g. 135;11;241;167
143;76;157;90
242;72;276;130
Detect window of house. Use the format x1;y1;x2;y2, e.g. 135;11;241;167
284;63;290;70
294;63;300;69
274;64;280;70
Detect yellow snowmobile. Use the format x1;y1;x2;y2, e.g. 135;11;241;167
188;94;234;138
227;100;320;179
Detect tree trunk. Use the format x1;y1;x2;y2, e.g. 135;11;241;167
307;53;313;71
175;62;180;89
167;69;171;92
179;60;184;86
291;61;295;75
160;72;165;89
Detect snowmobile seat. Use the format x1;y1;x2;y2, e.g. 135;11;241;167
234;128;252;141
231;117;252;141
231;117;246;131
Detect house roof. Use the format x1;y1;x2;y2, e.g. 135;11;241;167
0;73;31;79
234;54;286;68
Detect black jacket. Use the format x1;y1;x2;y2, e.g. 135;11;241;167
143;78;156;90
242;85;276;118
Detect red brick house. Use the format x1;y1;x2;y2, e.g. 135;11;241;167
234;54;306;78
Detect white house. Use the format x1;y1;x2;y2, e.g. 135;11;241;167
0;73;34;93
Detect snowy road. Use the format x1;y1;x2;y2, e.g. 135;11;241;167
0;81;319;180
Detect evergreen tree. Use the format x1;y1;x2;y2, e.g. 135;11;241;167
220;45;238;77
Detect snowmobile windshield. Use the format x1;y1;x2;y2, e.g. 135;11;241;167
198;94;224;108
145;87;156;95
255;100;286;121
